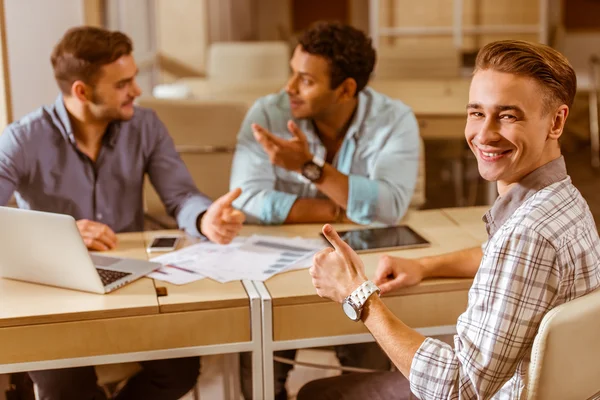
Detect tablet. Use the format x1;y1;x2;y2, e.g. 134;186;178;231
322;225;431;253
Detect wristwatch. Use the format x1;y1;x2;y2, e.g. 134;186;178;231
301;155;325;182
342;280;381;322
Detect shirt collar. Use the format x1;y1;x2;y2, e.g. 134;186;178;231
483;156;568;238
54;94;76;145
53;94;120;149
345;89;370;140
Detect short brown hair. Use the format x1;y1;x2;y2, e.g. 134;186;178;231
51;26;133;95
298;22;376;95
475;40;576;112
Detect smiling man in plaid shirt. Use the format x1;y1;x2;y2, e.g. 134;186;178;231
299;40;600;399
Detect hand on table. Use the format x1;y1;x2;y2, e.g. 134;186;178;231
76;219;117;251
373;255;425;294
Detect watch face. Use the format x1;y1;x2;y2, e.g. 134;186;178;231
302;162;322;182
342;301;359;321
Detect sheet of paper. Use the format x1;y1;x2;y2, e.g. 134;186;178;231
146;235;326;283
147;263;206;285
148;239;244;284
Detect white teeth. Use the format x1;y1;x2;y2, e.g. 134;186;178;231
482;151;501;157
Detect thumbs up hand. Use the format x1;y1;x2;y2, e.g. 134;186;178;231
309;224;368;303
200;188;246;244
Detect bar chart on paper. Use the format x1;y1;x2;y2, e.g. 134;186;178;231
148;235;326;284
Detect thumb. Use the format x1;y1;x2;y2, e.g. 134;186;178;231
373;256;394;284
288;120;307;141
322;224;352;254
378;275;407;294
216;188;242;208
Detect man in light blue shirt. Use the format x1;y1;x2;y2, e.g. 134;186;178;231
230;25;419;227
232;22;420;399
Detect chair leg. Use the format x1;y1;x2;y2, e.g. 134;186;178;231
219;353;241;400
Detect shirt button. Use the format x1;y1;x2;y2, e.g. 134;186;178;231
97;213;103;220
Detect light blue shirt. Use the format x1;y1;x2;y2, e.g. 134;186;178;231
230;87;420;225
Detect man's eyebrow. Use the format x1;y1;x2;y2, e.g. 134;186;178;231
466;103;482;110
496;105;524;114
116;69;139;85
465;103;525;114
297;71;315;79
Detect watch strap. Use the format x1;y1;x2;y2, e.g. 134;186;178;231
312;155;325;168
349;280;380;309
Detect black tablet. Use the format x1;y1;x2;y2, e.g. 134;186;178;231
322;225;431;253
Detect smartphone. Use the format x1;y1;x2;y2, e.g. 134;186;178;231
147;236;181;253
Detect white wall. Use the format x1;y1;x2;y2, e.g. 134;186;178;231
4;0;84;120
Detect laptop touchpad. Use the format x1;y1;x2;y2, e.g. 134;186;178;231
90;254;120;267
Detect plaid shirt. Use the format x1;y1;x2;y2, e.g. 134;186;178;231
410;156;600;399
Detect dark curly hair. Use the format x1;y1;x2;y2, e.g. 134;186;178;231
298;22;376;96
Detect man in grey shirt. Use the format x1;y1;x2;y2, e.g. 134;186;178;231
0;27;245;400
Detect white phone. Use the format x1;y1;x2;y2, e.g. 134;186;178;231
147;235;181;253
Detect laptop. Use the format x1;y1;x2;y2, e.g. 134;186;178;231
0;207;161;294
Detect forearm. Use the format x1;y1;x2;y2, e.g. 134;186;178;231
314;164;349;209
361;295;425;377
421;246;483;279
284;198;339;223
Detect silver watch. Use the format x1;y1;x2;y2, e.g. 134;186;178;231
342;280;380;321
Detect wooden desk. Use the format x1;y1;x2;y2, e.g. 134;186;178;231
243;209;482;399
442;206;489;243
142;230;252;343
0;231;262;399
142;230;262;399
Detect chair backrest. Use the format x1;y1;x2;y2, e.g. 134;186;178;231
136;98;249;215
207;41;290;82
409;137;426;209
527;287;600;400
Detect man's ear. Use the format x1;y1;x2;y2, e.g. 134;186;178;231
71;80;91;103
548;104;569;141
337;78;358;102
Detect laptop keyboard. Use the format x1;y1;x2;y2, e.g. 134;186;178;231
96;268;132;286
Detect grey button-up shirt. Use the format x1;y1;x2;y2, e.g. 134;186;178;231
0;95;212;236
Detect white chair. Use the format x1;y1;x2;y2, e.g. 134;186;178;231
206;41;290;82
136;98;249;226
409;137;426;209
527;287;600;400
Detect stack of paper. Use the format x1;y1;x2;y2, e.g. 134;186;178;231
147;235;326;285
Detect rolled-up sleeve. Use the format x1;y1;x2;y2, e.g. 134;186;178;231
346;110;420;225
0;125;25;205
145;111;212;237
230;101;297;224
409;226;560;399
